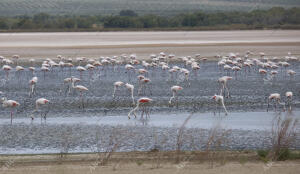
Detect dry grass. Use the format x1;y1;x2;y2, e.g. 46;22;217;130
267;114;298;161
1;158;300;174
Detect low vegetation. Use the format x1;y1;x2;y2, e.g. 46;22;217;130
0;7;299;32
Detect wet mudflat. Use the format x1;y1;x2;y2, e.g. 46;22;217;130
0;59;299;154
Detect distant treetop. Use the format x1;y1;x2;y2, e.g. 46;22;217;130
119;10;138;17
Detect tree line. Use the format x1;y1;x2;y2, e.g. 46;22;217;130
0;7;299;31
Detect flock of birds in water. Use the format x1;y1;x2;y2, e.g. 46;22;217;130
0;51;298;124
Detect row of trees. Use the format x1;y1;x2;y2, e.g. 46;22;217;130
0;7;299;30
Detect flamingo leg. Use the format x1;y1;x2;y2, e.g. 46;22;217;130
225;85;230;98
10;110;13;125
214;103;217;116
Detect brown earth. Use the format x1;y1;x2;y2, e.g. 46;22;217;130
0;151;299;174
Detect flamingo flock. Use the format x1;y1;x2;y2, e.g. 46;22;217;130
0;51;298;124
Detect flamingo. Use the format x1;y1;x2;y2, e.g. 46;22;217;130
28;67;35;76
63;77;80;95
2;65;12;79
212;94;228;115
125;64;135;81
71;77;88;109
138;77;152;96
29;58;35;66
223;64;232;75
169;86;183;105
33;98;50;121
86;64;95;79
287;70;296;79
15;65;24;80
113;81;124;98
285;92;293;112
12;55;19;65
218;76;232;98
267;93;282;112
41;66;49;79
125;83;135;104
128;97;152;119
0;97;20;124
29;76;38;97
76;66;86;79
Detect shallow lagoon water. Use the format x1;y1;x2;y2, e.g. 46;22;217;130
0;57;300;154
0;111;299;154
0;111;299;131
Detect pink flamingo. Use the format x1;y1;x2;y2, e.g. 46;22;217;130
71;77;88;109
138;77;152;96
125;64;135;81
128;97;152;119
1;97;20;124
285;92;293;112
41;66;49;79
33;98;50;121
287;70;296;80
86;64;95;79
76;66;86;79
28;67;35;76
2;65;12;79
267;93;282;112
29;76;38;97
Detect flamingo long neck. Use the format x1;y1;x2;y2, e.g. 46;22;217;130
221;99;228;115
130;88;134;104
128;102;140;118
113;86;117;97
31;84;35;93
169;91;176;104
35;103;39;112
71;81;75;88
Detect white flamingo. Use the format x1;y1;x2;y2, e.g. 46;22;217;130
285;91;293;112
29;76;38;97
212;94;228;115
113;81;124;98
267;93;283;112
125;83;135;104
33;98;50;121
71;77;88;109
2;65;12;79
218;76;232;98
1;97;20;124
169;86;183;104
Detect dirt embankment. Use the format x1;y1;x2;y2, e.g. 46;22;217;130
0;151;300;174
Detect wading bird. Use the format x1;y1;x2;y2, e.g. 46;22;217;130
267;93;282;112
72;77;88;109
29;76;38;97
169;86;183;105
285;91;293;112
33;98;49;121
128;97;152;119
0;97;20;124
113;81;124;98
2;65;12;79
218;76;232;98
212;94;228;115
125;83;135;104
